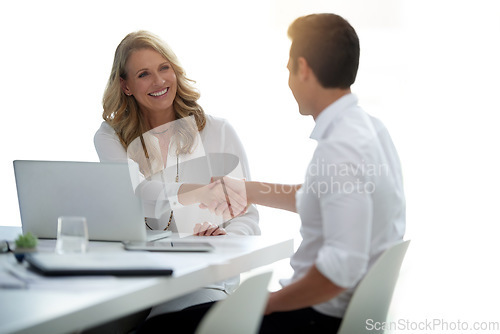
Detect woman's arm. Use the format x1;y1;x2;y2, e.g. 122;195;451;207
94;122;182;219
204;118;261;235
94;122;128;162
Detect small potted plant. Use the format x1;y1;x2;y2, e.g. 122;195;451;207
14;232;38;263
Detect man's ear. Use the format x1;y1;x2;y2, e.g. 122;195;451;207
296;57;311;81
120;77;132;96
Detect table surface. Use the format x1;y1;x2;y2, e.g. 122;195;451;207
0;226;294;334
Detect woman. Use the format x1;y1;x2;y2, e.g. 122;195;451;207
95;30;257;235
93;30;259;324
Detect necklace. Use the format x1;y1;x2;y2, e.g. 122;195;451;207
142;135;179;231
151;127;169;135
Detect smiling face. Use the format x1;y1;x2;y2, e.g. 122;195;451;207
120;48;178;122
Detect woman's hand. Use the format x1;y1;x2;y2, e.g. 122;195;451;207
197;178;247;219
193;222;227;236
178;177;247;221
198;177;248;218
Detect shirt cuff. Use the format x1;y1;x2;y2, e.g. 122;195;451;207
166;183;184;210
316;245;368;288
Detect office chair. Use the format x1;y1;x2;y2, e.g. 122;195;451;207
195;271;272;334
337;240;410;334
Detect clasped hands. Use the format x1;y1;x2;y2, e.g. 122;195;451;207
196;176;248;221
178;176;248;236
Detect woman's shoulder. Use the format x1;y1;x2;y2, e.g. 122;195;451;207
95;121;116;136
203;114;233;132
94;121;119;145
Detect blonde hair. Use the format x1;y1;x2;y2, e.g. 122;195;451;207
102;31;206;160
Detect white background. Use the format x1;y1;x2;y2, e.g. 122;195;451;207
1;0;500;331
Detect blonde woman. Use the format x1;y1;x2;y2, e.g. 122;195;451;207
93;31;259;326
95;30;257;235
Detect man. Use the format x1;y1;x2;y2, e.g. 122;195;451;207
139;13;405;334
243;13;406;333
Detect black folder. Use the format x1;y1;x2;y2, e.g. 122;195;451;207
25;253;173;277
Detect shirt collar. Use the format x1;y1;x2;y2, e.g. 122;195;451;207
310;93;358;141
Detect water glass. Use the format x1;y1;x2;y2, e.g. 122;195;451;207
56;216;89;254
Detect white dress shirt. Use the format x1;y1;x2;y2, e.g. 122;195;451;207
94;114;260;236
283;94;406;317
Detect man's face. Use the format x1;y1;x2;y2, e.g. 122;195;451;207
287;57;302;112
287;56;310;117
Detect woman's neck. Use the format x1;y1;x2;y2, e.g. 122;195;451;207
144;109;176;130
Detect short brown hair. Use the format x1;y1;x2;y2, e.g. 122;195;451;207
288;13;360;89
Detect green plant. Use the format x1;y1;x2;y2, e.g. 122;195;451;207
15;232;38;249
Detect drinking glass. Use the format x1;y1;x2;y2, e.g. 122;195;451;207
56;216;89;254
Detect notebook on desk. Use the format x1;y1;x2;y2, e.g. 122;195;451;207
13;160;171;242
25;252;174;276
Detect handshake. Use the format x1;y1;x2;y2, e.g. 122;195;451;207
178;176;248;222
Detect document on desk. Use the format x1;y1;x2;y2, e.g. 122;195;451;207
25;252;174;276
1;258;150;292
0;267;27;289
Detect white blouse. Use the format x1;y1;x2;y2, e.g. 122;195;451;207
94;114;260;236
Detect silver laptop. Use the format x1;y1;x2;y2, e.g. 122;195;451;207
13;160;171;242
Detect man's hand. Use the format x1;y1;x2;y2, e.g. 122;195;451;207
177;177;248;221
263;265;345;315
199;177;248;219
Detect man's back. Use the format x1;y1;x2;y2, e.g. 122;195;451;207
290;94;406;317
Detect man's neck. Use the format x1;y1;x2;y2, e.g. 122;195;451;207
312;88;351;120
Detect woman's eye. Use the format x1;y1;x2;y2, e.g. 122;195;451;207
161;65;170;71
138;72;149;78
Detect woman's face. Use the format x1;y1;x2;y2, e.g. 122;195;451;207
121;48;178;118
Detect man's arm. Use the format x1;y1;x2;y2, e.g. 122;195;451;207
177;182;246;219
264;264;346;315
188;179;302;218
246;181;302;213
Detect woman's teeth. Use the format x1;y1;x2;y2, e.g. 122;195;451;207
149;88;168;97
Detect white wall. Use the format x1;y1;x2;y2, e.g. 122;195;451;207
2;0;500;331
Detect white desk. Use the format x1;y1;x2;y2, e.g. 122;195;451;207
0;227;293;334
